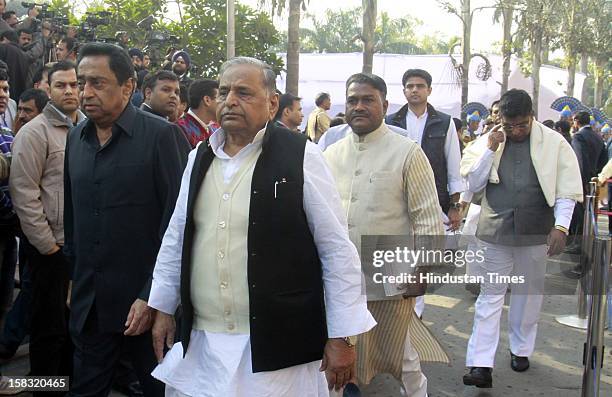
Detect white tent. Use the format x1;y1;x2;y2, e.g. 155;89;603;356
276;53;585;127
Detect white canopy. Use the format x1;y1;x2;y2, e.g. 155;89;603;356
276;53;585;127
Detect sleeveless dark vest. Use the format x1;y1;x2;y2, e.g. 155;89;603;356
477;138;554;246
179;123;327;372
386;103;452;212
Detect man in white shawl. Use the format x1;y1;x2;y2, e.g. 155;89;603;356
460;89;583;388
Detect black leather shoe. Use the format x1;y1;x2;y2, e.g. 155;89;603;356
0;343;17;360
510;352;530;372
463;367;492;388
111;380;144;397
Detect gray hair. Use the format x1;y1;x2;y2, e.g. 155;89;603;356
218;57;277;94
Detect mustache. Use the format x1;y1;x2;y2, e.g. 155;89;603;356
220;110;244;118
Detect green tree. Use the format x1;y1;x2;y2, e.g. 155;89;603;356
302;8;362;53
166;0;283;79
80;0;166;45
514;0;557;118
261;0;308;95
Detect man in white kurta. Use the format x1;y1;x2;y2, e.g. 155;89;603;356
324;73;445;397
146;58;375;397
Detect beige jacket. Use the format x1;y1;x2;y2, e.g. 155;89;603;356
9;104;85;254
305;107;330;143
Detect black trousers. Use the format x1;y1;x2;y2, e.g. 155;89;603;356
69;307;164;397
28;241;72;395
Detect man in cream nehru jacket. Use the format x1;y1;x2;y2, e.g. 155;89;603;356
324;73;446;397
147;57;375;396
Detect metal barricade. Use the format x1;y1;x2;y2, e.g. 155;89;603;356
581;236;610;397
556;181;598;329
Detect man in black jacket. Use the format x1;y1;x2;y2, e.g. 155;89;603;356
147;57;375;395
64;43;190;396
565;111;607;253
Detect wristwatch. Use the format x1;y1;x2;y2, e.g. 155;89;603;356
449;202;462;210
342;335;358;348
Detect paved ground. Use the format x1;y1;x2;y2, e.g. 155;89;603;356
2;222;611;396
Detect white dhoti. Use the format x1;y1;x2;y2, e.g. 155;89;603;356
401;331;427;397
465;240;547;368
153;330;329;397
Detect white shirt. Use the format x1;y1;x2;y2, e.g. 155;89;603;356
149;127;376;396
464;148;575;229
405;107;464;195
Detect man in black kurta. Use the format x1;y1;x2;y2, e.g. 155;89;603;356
64;43;190;396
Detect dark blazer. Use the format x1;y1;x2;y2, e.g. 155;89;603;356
571;126;607;190
64;104;191;334
0;42;29;101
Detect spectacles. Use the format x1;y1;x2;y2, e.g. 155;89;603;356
502;121;530;133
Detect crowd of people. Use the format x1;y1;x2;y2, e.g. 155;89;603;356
0;2;611;396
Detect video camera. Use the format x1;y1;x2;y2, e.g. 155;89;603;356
21;2;70;33
79;11;112;42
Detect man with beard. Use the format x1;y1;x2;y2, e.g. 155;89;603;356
10;60;86;388
171;50;193;86
129;48;145;72
14;88;49;133
141;70;180;120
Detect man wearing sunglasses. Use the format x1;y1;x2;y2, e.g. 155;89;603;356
460;89;583;388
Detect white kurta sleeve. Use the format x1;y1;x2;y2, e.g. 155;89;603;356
464;149;496;193
303;142;376;338
553;198;576;230
444;119;464;195
148;146;198;315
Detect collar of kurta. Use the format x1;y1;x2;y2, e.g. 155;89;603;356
351;121;388;144
209;123;267;159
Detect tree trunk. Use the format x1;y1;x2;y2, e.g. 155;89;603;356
285;0;301;95
501;5;513;95
461;0;471;119
566;54;576;97
594;56;605;107
580;52;588;74
580;52;589;103
541;37;549;64
361;0;377;74
532;26;542;119
226;0;235;59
